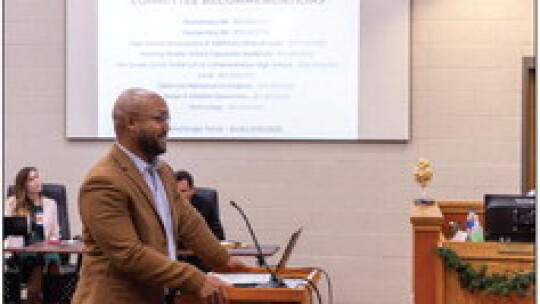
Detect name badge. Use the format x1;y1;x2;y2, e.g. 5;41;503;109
35;212;44;225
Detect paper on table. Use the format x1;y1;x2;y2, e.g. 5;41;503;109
213;273;307;289
5;236;24;248
213;273;271;285
451;230;468;242
283;278;308;289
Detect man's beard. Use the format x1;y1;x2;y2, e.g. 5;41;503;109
138;132;166;158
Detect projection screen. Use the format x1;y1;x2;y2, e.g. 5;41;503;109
66;0;409;141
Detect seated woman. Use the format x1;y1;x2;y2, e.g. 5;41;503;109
5;166;61;304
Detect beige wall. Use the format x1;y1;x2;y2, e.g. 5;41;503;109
4;1;534;303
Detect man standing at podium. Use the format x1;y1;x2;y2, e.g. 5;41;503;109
73;88;245;304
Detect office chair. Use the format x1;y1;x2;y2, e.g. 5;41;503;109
195;187;218;204
179;187;225;272
194;187;225;240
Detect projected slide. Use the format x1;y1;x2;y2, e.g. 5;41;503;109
67;0;409;140
97;1;359;139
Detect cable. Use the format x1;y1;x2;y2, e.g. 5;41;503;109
306;279;322;304
302;280;315;304
320;267;334;304
309;267;333;304
271;267;332;304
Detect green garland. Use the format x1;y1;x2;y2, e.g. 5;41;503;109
436;247;535;296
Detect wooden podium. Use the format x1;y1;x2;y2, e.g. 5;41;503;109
175;267;319;304
437;241;534;304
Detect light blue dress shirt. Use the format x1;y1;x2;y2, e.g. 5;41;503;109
117;143;177;261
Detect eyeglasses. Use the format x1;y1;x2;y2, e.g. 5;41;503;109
137;113;170;124
148;114;169;124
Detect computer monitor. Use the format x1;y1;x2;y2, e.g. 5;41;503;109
484;194;536;242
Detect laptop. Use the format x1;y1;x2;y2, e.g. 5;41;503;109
215;227;303;287
275;227;303;272
4;215;29;237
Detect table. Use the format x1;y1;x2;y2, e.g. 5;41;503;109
5;240;83;254
5;240;280;257
5;241;280;272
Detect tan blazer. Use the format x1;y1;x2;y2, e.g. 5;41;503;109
72;145;229;304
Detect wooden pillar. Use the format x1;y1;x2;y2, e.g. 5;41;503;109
410;203;443;304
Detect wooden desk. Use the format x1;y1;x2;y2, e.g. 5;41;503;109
5;240;83;254
5;241;281;281
5;241;280;257
176;267;320;304
411;202;536;304
180;244;280;257
437;241;535;304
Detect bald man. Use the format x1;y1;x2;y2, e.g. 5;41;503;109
72;88;246;304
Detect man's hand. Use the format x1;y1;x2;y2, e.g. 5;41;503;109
214;256;251;273
197;273;231;304
225;256;249;272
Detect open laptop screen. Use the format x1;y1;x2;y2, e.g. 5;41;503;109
214;227;304;288
276;227;303;272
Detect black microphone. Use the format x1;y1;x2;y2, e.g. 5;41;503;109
230;201;286;288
